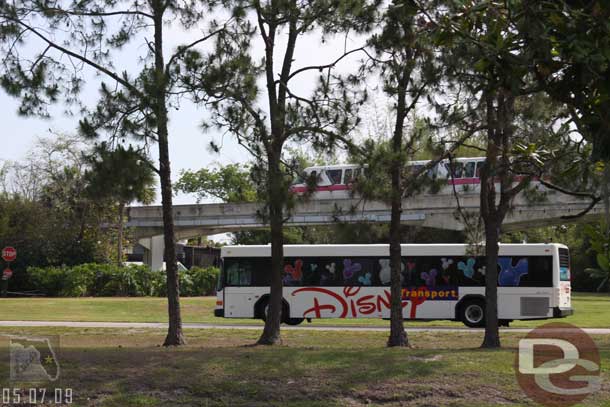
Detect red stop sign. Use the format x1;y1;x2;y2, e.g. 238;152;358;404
2;247;16;262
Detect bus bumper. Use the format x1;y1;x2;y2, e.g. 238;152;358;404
553;307;574;318
214;309;224;317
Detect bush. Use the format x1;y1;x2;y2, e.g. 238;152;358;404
26;263;219;297
28;266;72;296
151;266;219;297
572;268;607;292
185;266;219;296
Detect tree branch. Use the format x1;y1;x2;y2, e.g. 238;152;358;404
42;7;154;19
165;26;227;73
9;17;141;97
287;47;366;81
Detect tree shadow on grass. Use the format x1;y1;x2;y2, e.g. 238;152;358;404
50;346;443;405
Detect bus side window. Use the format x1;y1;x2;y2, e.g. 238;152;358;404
401;258;416;286
302;259;320;285
451;257;485;287
349;258;374;286
225;260;252;286
517;256;552;287
319;259;343;286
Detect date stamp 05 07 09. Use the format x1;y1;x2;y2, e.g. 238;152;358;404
2;334;72;405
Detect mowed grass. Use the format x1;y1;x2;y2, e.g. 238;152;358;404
0;327;608;406
0;293;607;328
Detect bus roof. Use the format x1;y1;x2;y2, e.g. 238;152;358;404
221;243;567;258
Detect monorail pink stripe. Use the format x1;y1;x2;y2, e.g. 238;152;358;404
291;176;539;192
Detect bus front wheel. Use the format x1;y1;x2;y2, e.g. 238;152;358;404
259;299;304;326
459;300;485;328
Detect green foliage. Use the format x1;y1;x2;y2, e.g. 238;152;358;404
84;142;156;206
523;1;610;160
28;263;153;297
0;137;119;290
583;223;610;291
175;164;258;203
184;266;220;296
26;264;219;297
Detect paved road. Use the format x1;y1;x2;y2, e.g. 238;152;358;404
0;321;608;334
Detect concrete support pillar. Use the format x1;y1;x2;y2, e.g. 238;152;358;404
140;235;165;271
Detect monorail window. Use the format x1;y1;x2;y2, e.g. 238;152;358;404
307;171;318;184
463;161;476;178
475;160;485;178
408;164;423;175
327;169;342;185
292;172;306;185
344;169;354;184
445;162;464;178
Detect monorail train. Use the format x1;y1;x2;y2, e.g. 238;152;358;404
288;157;532;199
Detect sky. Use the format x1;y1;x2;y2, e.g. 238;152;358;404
0;10;374;207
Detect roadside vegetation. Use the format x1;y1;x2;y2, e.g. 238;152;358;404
26;264;218;297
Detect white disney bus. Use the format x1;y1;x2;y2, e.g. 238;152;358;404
214;244;573;327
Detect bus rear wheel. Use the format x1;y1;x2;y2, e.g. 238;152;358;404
459;299;485;328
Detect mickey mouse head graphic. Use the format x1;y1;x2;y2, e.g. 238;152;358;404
420;269;438;287
458;258;476;279
498;257;528;287
342;259;362;279
283;259;303;285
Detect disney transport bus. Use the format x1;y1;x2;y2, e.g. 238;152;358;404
214;244;573;327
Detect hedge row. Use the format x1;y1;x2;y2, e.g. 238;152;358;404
26;263;219;297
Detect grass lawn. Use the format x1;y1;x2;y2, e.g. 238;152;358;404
0;292;607;328
0;327;607;406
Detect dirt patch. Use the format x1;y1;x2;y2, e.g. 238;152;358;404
345;378;531;406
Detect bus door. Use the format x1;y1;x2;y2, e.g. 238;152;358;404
223;260;256;318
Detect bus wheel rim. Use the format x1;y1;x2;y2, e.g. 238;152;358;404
466;304;483;323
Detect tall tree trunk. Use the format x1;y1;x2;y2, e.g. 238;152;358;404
602;161;610;231
117;202;124;267
481;218;501;348
388;84;408;348
258;152;284;345
479;90;502;349
152;3;184;346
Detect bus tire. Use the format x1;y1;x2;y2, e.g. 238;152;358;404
459;299;485;328
258;297;298;325
258;298;276;322
284;317;304;326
